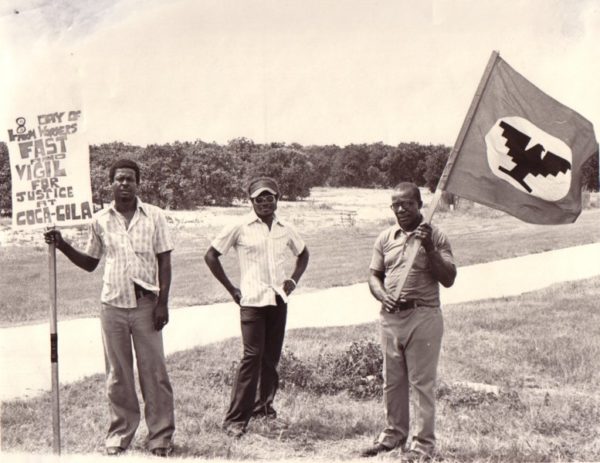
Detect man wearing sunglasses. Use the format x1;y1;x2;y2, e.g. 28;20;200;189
204;176;309;438
361;182;456;462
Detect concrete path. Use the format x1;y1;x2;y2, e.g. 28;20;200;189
1;243;599;402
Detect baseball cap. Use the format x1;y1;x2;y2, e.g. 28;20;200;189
248;177;279;198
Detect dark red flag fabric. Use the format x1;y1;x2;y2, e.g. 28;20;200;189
443;57;598;224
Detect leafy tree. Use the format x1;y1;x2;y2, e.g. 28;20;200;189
247;147;313;200
304;144;341;187
423;145;451;192
0;142;11;213
581;151;599;191
180;141;246;206
136;143;188;209
383;143;427;187
226;137;260;165
329;144;372;187
366;143;394;187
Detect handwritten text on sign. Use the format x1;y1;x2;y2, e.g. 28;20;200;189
7;110;93;229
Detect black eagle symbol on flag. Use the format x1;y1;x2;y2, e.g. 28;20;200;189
498;120;571;193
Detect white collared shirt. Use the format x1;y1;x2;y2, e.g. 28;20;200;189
211;212;305;307
85;198;174;308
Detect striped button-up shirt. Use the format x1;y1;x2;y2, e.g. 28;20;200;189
85;198;174;308
211;212;305;307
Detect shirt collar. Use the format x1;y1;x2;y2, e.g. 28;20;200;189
245;210;283;227
392;215;424;239
108;197;147;216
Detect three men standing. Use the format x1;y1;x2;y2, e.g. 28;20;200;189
205;176;309;437
44;167;451;459
361;182;456;461
44;159;175;457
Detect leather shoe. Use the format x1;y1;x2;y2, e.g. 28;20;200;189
151;447;173;457
105;446;125;456
223;424;245;439
360;442;393;457
252;404;277;419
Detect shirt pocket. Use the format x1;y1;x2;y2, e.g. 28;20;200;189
133;239;153;256
413;246;430;270
237;228;263;258
132;223;155;256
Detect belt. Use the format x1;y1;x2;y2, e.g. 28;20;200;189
386;299;419;313
134;284;153;300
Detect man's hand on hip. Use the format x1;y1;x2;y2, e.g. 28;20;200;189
283;278;297;295
229;287;242;305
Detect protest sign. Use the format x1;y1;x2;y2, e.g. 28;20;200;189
6;109;93;230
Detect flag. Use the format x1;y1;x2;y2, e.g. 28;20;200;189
442;54;598;224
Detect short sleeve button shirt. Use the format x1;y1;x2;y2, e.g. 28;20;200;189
85;198;174;308
211;212;306;307
369;222;454;307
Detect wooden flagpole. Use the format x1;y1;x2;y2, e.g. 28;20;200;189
48;226;61;455
391;50;501;301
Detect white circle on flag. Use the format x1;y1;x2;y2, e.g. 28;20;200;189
485;116;572;201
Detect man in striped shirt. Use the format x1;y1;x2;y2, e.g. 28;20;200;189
205;176;310;438
44;159;175;457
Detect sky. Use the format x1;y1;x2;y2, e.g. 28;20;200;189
1;0;599;147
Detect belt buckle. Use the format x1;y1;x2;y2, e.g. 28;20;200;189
398;299;416;311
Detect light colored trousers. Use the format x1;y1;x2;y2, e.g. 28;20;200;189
377;305;443;456
100;295;175;450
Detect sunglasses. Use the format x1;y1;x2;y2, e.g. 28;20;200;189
253;194;277;204
390;201;417;211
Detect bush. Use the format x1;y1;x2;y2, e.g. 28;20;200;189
279;340;384;399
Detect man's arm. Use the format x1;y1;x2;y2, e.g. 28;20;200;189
153;250;172;331
283;247;309;295
415;223;457;288
204;246;242;304
44;230;99;272
368;269;398;312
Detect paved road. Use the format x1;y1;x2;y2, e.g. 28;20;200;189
1;243;599;402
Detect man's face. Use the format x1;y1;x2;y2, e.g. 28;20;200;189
251;191;278;219
112;168;138;202
391;187;420;229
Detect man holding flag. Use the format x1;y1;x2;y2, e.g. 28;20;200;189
361;50;597;461
44;159;175;457
360;182;456;462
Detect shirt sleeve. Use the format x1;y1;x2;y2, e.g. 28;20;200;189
433;227;455;266
211;222;241;255
285;223;306;256
369;232;385;272
153;208;174;254
84;220;103;259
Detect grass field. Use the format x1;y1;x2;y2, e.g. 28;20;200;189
2;276;599;461
1;188;599;461
1;187;599;326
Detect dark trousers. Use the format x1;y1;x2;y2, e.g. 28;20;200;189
224;296;287;429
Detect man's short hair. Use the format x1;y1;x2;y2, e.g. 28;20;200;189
394;182;422;207
110;159;140;184
247;176;280;198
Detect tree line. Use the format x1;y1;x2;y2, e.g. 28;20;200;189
0;138;598;211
